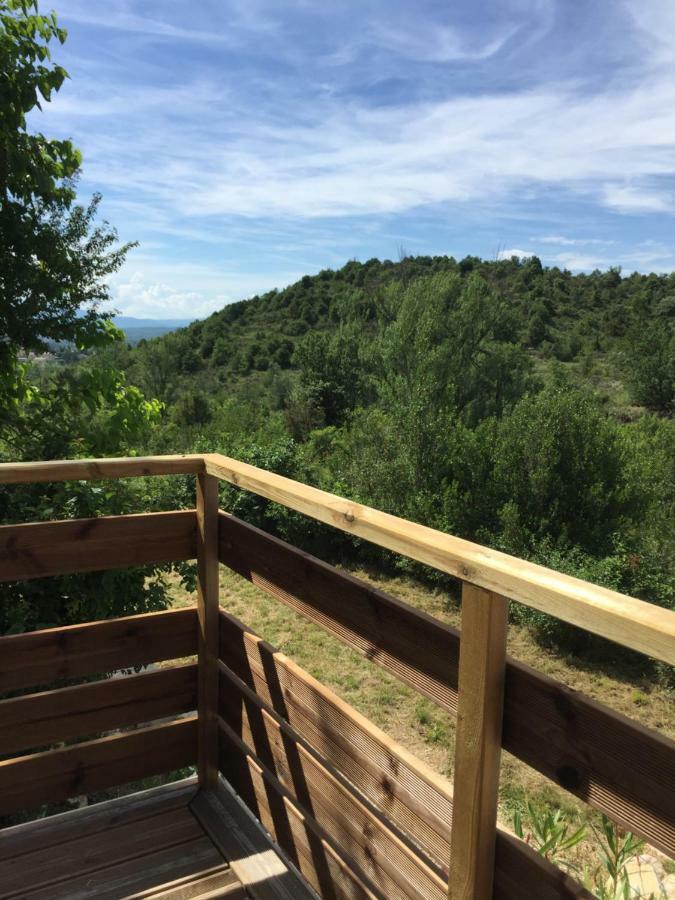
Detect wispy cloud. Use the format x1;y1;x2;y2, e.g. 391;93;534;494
534;236;616;246
37;0;675;316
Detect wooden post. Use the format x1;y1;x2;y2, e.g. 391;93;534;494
448;583;509;900
196;472;220;790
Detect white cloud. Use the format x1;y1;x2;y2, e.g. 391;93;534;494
602;185;672;213
58;70;675;224
497;248;534;260
107;266;306;318
535;235;616;246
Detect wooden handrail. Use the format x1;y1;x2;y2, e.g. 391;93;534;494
1;451;673;664
0;454;204;483
203;454;675;665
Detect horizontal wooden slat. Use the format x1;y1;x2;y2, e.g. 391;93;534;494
219;670;447;900
0;607;198;693
206;455;675;664
219;610;591;900
0;510;197;582
0;663;198;757
218;517;675;857
493;831;592;900
24;837;231;900
219;720;381;900
0;454;203;484
219;513;459;712
219;613;453;872
0;715;197;814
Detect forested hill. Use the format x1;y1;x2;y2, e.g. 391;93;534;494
115;254;673;419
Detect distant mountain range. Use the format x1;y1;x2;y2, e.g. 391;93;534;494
113;316;195;343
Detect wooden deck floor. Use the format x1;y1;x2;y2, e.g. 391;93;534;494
0;780;245;900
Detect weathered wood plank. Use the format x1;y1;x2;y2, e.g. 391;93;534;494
0;716;197;814
493;832;592;900
219;719;383;900
219;611;453;874
31;838;230;900
196;474;220;791
191;781;317;900
218;610;591;900
218;670;447;900
0;663;198;756
0;778;243;900
0;607;198;693
0;454;203;484
206;456;675;664
0;777;198;861
0;807;204;896
218;517;675;856
0;510;197;583
219;512;459;713
448;585;509;900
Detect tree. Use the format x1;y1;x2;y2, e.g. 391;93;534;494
623;322;674;414
0;1;179;634
0;0;134;421
490;386;627;555
292;326;367;427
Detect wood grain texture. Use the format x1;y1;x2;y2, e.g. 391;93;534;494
219;609;454;873
218;668;447;900
206;455;675;664
218;516;675;856
191;781;317;900
219;719;383;900
448;585;509;900
0;716;197;814
0;807;204;896
0;454;203;484
0;663;198;756
0;607;198;693
0;510;197;582
218;609;591;900
196;473;220;790
0;777;198;861
0;779;244;900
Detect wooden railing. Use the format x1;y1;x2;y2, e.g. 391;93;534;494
0;453;673;900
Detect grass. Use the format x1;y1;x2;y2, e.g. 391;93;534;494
169;562;674;888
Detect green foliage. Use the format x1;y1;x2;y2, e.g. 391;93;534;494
489;385;627;555
0;0;76;205
512;806;650;899
293;325;367;427
512;802;586;871
583;817;646;900
622;321;674;414
0;2;135;412
0;0;173;634
117;258;672;651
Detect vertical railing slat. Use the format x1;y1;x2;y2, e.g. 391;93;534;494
448;583;509;900
196;472;220;789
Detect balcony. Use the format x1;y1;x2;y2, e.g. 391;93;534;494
0;453;673;899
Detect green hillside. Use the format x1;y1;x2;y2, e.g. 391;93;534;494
113;255;672;411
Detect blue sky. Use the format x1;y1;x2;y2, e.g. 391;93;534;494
38;0;675;318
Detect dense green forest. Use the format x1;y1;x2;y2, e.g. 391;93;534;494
1;0;673;670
